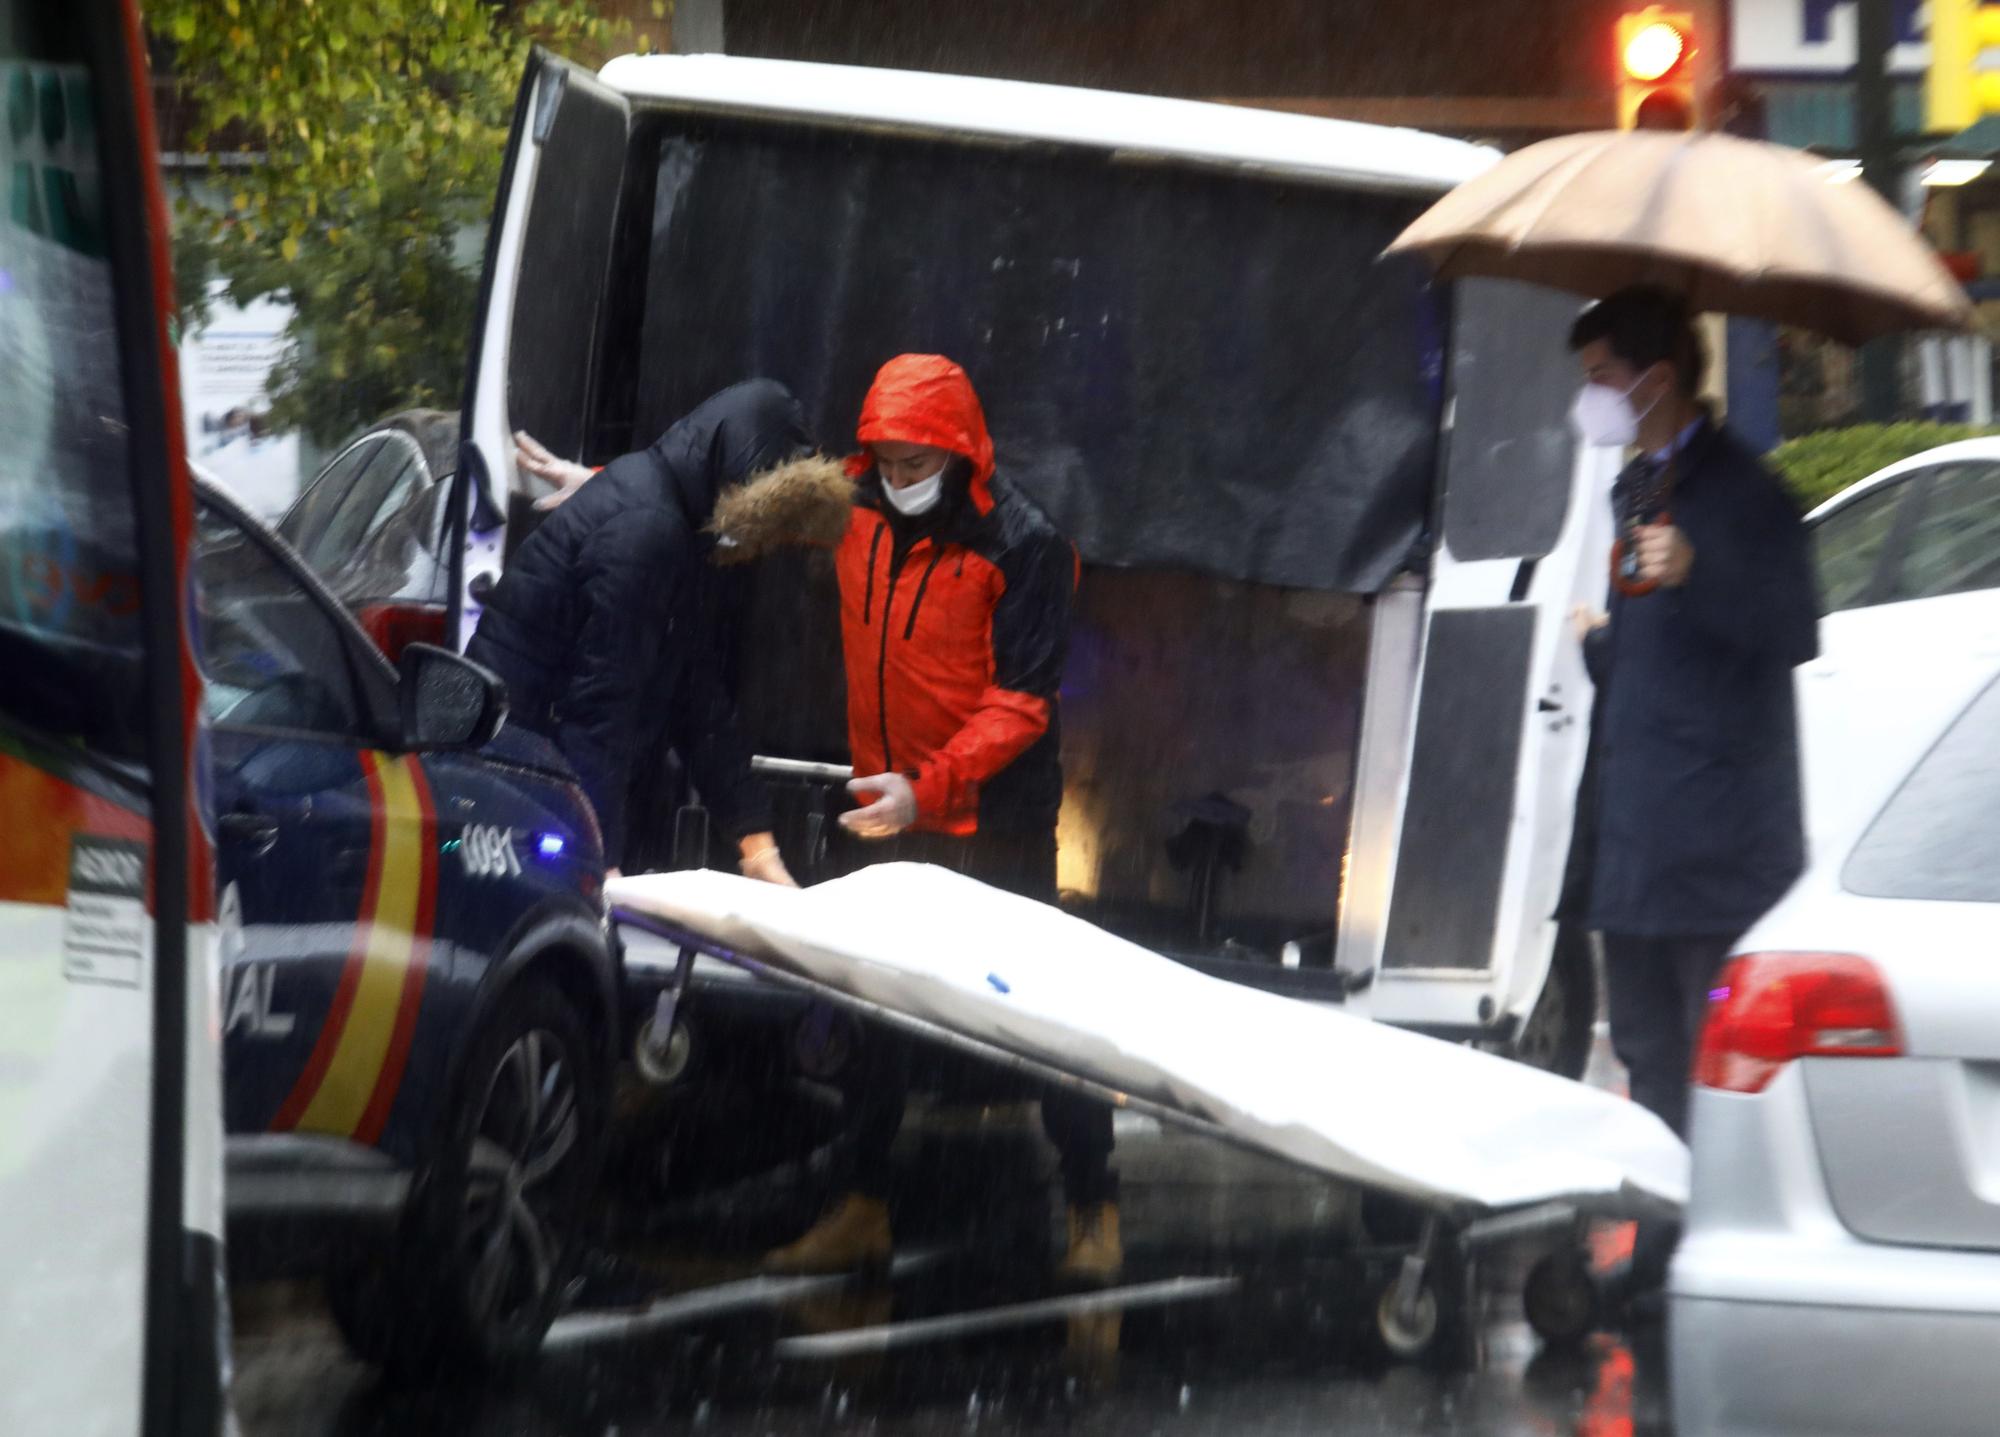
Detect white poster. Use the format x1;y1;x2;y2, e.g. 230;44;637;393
1730;0;1927;75
179;281;302;519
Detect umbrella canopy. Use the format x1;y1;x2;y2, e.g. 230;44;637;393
1385;129;1973;346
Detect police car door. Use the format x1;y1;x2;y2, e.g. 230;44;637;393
193;494;428;1148
452;49;632;649
1339;279;1619;1048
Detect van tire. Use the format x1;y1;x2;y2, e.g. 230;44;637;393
1508;927;1596;1081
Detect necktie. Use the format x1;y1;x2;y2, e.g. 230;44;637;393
1612;454;1670;531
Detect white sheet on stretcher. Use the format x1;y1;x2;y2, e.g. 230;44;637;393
609;864;1687;1217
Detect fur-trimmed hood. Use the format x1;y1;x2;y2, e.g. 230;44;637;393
707;453;857;563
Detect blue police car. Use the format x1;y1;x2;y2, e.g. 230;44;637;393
194;477;616;1371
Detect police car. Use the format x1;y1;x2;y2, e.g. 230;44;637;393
194;476;616;1372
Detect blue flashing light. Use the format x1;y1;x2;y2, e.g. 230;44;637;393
536;833;566;859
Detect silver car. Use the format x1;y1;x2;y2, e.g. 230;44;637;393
1670;603;2000;1437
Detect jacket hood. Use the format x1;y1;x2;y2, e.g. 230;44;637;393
848;354;997;516
649;379;815;525
706;453;857;563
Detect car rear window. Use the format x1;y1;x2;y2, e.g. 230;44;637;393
1845;672;2000;902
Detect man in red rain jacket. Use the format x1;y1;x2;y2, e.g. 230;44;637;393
764;354;1120;1282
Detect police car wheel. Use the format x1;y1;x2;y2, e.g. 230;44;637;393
438;980;605;1363
329;979;605;1373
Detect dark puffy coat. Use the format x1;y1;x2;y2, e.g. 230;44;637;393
466;381;810;866
1559;417;1821;938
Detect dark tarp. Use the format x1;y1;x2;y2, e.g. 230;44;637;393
625;117;1447;594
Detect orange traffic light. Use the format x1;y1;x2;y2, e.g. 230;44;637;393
1623;20;1688;82
1617;8;1698;129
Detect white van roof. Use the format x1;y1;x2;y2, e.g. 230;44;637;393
597;53;1497;198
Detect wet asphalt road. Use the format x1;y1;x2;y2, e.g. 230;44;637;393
230;1038;1669;1437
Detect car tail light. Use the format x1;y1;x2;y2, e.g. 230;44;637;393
1693;952;1903;1094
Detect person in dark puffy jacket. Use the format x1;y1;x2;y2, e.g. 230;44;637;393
466;380;810;881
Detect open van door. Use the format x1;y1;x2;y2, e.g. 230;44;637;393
451;48;633;648
0;1;222;1431
1340;280;1619;1067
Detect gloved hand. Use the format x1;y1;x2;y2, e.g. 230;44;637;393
517;431;596;511
738;835;797;887
840;773;917;840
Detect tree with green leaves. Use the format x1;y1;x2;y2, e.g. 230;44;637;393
150;0;660;445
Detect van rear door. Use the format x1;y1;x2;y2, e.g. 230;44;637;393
1341;279;1618;1044
452;49;632;647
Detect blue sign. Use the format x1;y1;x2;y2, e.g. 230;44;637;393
1800;0;1921;48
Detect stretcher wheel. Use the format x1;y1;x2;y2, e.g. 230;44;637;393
635;1014;694;1086
1523;1249;1598;1348
1374;1276;1441;1360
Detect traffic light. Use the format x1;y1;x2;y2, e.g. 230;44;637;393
1927;0;2000;132
1617;8;1697;130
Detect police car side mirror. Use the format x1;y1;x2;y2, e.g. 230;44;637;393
397;643;507;752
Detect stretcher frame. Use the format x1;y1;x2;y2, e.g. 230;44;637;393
614;904;1603;1361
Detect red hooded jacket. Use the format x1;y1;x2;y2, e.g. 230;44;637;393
837;355;1074;837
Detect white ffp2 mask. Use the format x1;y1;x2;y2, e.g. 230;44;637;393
1570;381;1640;449
882;465;947;516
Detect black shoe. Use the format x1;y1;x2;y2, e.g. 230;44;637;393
1591;1260;1666;1332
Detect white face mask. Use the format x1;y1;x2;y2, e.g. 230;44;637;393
1569;376;1660;449
882;464;947;516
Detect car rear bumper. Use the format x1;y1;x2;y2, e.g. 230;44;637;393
1670;1071;2000;1436
1672;1286;2000;1437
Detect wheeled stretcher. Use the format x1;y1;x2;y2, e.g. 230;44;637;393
609;864;1686;1358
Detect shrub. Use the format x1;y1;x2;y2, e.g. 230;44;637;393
1768;422;2000;512
153;0;645;445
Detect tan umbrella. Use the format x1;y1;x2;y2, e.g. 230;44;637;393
1385;129;1973;346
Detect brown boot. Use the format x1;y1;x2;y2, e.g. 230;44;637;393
1058;1200;1123;1284
762;1193;892;1274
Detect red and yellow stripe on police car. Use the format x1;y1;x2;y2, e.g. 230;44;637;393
271;751;438;1144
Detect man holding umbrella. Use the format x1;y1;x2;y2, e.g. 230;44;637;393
1559;285;1820;1319
1386;121;1974;1328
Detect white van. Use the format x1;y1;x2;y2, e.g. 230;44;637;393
451;50;1622;1078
